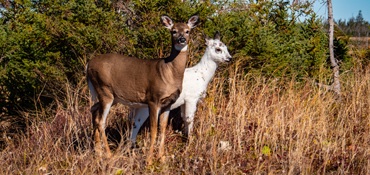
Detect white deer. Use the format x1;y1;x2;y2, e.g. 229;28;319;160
129;31;232;143
86;15;199;164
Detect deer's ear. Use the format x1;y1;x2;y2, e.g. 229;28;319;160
205;34;211;46
161;15;173;30
214;31;221;40
187;15;199;29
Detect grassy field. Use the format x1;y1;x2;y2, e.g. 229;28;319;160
0;59;369;174
349;37;370;51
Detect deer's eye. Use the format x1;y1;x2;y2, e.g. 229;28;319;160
171;30;178;34
185;30;190;34
215;48;222;53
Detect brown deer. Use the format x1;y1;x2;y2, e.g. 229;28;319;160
86;15;199;164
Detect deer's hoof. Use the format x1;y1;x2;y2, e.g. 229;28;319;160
160;155;166;163
146;157;153;166
106;151;112;159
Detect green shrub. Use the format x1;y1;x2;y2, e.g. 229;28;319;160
0;0;347;123
203;1;329;79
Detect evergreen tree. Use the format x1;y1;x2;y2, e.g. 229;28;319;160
0;0;333;120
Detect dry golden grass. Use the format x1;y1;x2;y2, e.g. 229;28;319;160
349;37;370;50
0;61;369;174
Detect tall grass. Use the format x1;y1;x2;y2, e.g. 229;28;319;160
0;61;369;174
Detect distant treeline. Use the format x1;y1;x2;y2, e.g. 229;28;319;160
336;10;370;37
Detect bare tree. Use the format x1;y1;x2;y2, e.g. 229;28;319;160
327;0;341;97
313;0;341;98
292;0;299;6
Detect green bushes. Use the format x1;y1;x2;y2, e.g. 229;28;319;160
203;1;329;78
0;0;340;119
0;0;127;116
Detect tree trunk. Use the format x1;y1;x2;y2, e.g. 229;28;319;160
367;32;369;49
292;0;299;6
327;0;341;97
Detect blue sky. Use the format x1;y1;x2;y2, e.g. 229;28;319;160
313;0;370;22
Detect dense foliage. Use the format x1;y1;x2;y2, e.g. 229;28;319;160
204;1;329;78
0;0;337;119
0;0;129;116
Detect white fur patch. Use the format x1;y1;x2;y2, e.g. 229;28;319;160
87;79;98;102
175;44;188;52
102;101;113;128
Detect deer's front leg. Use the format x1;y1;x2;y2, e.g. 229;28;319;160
147;103;160;165
183;101;197;137
158;109;170;162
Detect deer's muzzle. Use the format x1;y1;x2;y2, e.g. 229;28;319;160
178;37;186;44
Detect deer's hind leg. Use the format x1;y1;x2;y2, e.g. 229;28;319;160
91;96;114;158
129;108;149;145
91;102;102;156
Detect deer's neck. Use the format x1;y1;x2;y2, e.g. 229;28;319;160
193;51;218;84
161;47;188;81
165;44;188;65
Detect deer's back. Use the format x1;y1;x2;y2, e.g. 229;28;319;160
87;53;184;104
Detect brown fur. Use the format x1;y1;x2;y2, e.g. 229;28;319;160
86;15;199;164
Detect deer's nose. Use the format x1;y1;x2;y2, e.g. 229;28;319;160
178;37;186;43
226;55;232;62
